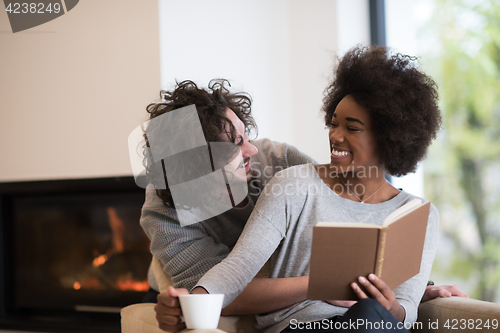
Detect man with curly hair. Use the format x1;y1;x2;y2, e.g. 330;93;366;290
140;79;320;326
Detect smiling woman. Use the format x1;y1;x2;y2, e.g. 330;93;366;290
191;45;443;333
317;94;390;203
328;96;379;175
323;46;442;177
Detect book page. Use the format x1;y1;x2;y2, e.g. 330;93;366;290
316;222;380;228
377;202;430;288
383;198;422;227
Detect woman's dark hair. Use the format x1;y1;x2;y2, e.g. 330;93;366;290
143;79;256;208
322;46;442;176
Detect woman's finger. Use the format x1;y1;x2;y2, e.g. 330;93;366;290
351;282;368;299
357;276;385;301
367;274;394;300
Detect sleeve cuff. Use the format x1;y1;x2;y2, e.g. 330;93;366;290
192;280;235;308
398;300;417;327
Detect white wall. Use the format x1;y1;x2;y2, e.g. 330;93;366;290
0;0;161;182
336;0;370;55
158;0;296;146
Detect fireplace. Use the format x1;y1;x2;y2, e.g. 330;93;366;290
0;177;151;332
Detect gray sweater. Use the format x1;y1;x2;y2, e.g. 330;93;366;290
140;139;316;291
196;163;439;333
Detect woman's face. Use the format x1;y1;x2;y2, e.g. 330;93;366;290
328;95;381;177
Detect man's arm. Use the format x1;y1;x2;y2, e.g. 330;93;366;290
284;144;318;167
141;205;231;289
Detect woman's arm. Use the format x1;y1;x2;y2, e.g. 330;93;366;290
194;167;307;308
191;276;309;315
220;276;309;315
157;202;296;328
194;210;287;307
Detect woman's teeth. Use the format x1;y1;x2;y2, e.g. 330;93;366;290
243;160;249;168
331;149;351;157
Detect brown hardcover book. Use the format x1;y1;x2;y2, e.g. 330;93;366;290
307;199;431;300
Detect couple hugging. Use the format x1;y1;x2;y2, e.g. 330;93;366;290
140;46;466;333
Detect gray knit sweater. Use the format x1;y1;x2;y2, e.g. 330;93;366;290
140;139;316;291
196;163;439;333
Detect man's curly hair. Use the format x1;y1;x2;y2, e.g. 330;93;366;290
143;79;256;208
322;46;442;176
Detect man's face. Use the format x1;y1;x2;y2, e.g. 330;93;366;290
220;108;258;181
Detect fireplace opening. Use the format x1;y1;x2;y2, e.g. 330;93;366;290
0;177;151;332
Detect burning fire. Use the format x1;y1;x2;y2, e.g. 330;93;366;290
71;206;150;292
117;274;150;292
92;254;108;267
72;277;101;290
72;275;148;292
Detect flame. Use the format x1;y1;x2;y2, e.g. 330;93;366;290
116;280;149;292
92;254;108;267
80;277;101;289
107;207;125;253
75;207;151;292
117;275;149;292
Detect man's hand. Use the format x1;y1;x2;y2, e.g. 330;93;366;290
351;274;405;322
155;286;189;332
421;284;469;302
326;300;357;308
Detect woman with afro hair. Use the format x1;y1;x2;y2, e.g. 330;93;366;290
190;46;443;333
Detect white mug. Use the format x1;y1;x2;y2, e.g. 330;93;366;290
178;294;224;329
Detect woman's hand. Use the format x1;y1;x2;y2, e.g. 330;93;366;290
351;273;405;322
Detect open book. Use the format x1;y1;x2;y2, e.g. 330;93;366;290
307;199;431;300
